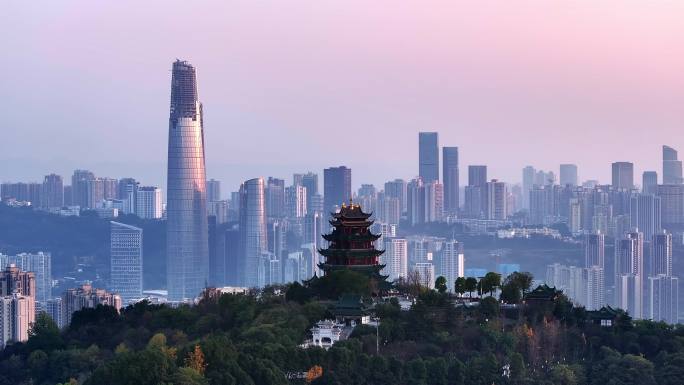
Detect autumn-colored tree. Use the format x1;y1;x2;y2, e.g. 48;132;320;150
185;344;207;375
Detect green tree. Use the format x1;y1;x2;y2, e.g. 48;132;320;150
27;312;63;351
435;276;448;294
454;277;466;298
464;277;478;298
481;272;501;297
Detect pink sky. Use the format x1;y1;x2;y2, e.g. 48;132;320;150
1;1;683;192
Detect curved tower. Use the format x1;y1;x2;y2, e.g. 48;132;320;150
166;60;209;301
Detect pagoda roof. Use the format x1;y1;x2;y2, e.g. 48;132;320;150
331;201;373;220
318;248;384;258
322;232;381;242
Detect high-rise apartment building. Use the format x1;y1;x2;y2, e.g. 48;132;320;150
118;178;138;215
41;174;64;209
382;238;408;282
384;179;407;213
71;169;94;208
285;185;307;218
323;166;351;214
663;145;683;185
425;181;444;222
442;147;459;214
418;132;439;183
440;240;464;293
629;194;661;240
585;232;605;268
642;171;658;195
413;263;435;289
656;184;684;225
559;164;578;187
239;178;268;287
649;275;678;324
651;231;672;276
166;60;209;301
611;162;634;190
407;178;426;225
62;284;122;325
522;166;535;210
136;186;162;219
0;252;51;312
0;292;34;348
615;231;644;319
486;180;507;220
110;221;143;303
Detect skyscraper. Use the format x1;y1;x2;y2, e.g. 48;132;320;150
382;238;408;282
522;166;535;210
642;171;658;195
239;178;268;287
585;232;605;268
615;231;644;318
629;194;661;240
559;164;578;187
656;184;684;226
41;174;63;209
166;60;209;301
110;221;143;303
611;162;634;190
468;165;487;187
441;240;464;293
265;177;285;218
206;179;221;202
323;166;351;214
663;145;683;185
651;231;672;277
0;253;51;312
71;169;94;208
584;232;605;310
485;180;507;220
384;179;407;213
418;132;439;183
442;147;459;214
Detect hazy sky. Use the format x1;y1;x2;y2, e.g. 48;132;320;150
2;1;683;195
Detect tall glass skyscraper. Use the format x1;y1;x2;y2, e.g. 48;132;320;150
166;60;209;301
239;178;267;287
442;147;459;214
418;132;439;183
110;221;143;303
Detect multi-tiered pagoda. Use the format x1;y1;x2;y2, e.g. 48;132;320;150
318;201;390;290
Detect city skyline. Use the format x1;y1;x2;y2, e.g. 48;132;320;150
2;2;684;190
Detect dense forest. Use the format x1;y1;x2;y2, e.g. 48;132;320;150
1;271;683;385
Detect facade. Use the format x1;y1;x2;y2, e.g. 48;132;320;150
384;179;407;213
285;185;307;218
442;147;459;214
642;171;658;195
424;181;444;222
546;263;586;306
611;162;634;190
110;221;143;303
649;275;678;324
657;184;684;225
418;132;439;183
323;166;352;214
382;238;408;282
407;178;425;225
559;164;578;187
440;240;464;293
651;231;672;276
118;178;138;215
585;266;605;311
71;169;94;208
522;166;535;210
46;297;65;329
265;177;285;219
166;60;209;301
239;178;268;288
663;145;683;185
136;186;162;219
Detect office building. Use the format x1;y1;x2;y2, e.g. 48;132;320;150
642;171;658;195
382;238;408;282
611;162;634;190
239;178;268;287
442;146;459;213
559;164;578;186
265;177;285;219
663;145;683;185
166;60;209;301
656;184;684;225
285;185;307;218
418;132;439;183
206;179;221;202
136;186;162;219
323;166;351;214
110;221;143;303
